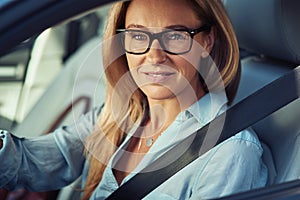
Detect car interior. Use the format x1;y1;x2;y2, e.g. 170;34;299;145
223;0;300;187
0;0;300;199
0;5;109;200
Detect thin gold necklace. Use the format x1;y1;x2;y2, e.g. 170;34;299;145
138;106;162;148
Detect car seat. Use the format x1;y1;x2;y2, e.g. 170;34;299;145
223;0;300;185
12;36;106;138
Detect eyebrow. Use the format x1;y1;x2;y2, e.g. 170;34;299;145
126;24;190;30
126;24;144;29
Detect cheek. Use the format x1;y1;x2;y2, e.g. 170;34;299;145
126;54;134;70
174;56;200;78
125;54;142;84
126;54;142;71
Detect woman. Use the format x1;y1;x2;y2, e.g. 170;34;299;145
0;0;267;199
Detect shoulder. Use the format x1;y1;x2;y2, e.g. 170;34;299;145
191;128;267;199
216;127;263;155
193;127;265;180
195;127;264;176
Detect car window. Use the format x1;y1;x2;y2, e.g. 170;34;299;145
0;4;109;131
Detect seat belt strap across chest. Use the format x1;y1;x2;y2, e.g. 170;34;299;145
106;65;300;200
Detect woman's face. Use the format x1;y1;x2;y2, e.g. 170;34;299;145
124;0;214;104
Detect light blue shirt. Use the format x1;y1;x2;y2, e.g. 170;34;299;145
0;92;267;199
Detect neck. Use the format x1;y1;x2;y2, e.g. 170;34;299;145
146;87;205;133
146;100;178;133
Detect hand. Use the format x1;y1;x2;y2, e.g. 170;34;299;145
0;130;5;149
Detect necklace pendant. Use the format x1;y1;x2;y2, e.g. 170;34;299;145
146;138;153;147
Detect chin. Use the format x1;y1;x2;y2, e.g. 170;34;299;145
142;86;176;101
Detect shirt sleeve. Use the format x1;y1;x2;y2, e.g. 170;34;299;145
190;129;268;199
0;106;101;191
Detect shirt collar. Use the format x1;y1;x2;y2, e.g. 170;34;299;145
176;91;228;126
108;91;228;178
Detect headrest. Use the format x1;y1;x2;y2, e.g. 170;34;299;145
223;0;300;64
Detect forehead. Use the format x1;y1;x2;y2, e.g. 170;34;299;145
125;0;201;28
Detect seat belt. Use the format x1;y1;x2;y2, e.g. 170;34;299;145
106;65;300;200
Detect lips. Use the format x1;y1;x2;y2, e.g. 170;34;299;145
142;71;175;83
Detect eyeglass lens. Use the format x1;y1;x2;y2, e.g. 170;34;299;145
123;30;192;54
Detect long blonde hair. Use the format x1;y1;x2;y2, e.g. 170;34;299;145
82;0;240;199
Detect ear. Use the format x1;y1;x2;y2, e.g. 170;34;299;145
201;27;215;58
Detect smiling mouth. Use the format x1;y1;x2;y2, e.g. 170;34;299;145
143;72;175;83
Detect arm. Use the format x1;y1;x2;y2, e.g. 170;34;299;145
0;106;101;191
191;129;268;199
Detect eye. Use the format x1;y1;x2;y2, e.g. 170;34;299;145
165;31;189;40
129;32;148;41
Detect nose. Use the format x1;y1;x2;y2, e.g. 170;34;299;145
146;39;167;64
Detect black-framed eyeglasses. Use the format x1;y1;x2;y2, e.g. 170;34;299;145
116;25;211;55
